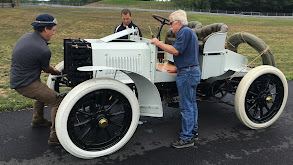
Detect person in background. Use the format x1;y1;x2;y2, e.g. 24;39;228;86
151;10;201;148
10;14;62;145
114;8;142;39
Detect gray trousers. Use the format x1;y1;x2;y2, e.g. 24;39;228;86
16;79;62;138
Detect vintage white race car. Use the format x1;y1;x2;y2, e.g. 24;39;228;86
47;14;288;159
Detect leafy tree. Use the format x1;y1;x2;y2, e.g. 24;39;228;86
19;0;100;4
16;0;293;12
1;0;13;2
173;0;210;9
209;0;293;12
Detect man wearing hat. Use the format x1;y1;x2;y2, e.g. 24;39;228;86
10;14;62;145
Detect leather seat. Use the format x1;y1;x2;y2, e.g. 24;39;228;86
165;21;202;45
194;23;228;50
165;22;228;51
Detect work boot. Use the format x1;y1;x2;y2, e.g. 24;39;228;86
48;136;61;146
48;131;60;146
31;118;52;128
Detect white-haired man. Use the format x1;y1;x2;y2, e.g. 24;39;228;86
151;10;201;148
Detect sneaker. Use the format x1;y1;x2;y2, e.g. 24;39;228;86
31;118;52;128
48;137;61;146
192;132;199;142
178;130;199;142
171;138;194;148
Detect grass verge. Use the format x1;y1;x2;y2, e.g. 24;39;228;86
0;6;292;112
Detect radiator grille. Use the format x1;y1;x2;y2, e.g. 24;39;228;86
105;56;142;74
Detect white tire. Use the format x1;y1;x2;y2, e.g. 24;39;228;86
235;65;288;129
46;61;64;90
56;78;140;159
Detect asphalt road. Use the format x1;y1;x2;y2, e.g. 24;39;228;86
0;81;292;165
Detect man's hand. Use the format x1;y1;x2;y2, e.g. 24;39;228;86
151;38;160;46
52;67;61;75
167;68;178;73
42;66;61;75
151;37;179;56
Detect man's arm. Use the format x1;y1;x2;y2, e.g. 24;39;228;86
151;38;179;73
42;65;61;75
114;24;121;33
137;26;142;37
151;38;179;56
114;26;117;33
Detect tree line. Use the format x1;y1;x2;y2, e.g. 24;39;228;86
173;0;293;13
49;0;100;4
6;0;293;13
16;0;100;5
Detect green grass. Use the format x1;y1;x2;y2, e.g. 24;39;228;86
0;5;292;112
87;0;176;9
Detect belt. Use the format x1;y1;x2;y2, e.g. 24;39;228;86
178;65;199;71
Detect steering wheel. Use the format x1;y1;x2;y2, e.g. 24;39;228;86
152;14;170;25
151;14;170;39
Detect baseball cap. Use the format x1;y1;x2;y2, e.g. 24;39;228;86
31;14;57;27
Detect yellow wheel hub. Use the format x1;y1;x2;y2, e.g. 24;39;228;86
266;96;273;103
99;118;108;128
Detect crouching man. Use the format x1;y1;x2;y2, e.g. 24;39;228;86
10;14;62;145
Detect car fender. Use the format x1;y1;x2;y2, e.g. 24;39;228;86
78;66;163;117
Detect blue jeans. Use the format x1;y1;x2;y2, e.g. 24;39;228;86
176;67;201;141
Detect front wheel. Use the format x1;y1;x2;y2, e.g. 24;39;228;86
56;78;140;159
234;65;288;129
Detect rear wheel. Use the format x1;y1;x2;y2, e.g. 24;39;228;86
234;65;288;129
211;80;228;99
55;78;140;159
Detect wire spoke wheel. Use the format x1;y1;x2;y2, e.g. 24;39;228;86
56;78;139;159
67;89;132;151
211;80;228;99
245;74;284;123
235;65;288;129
